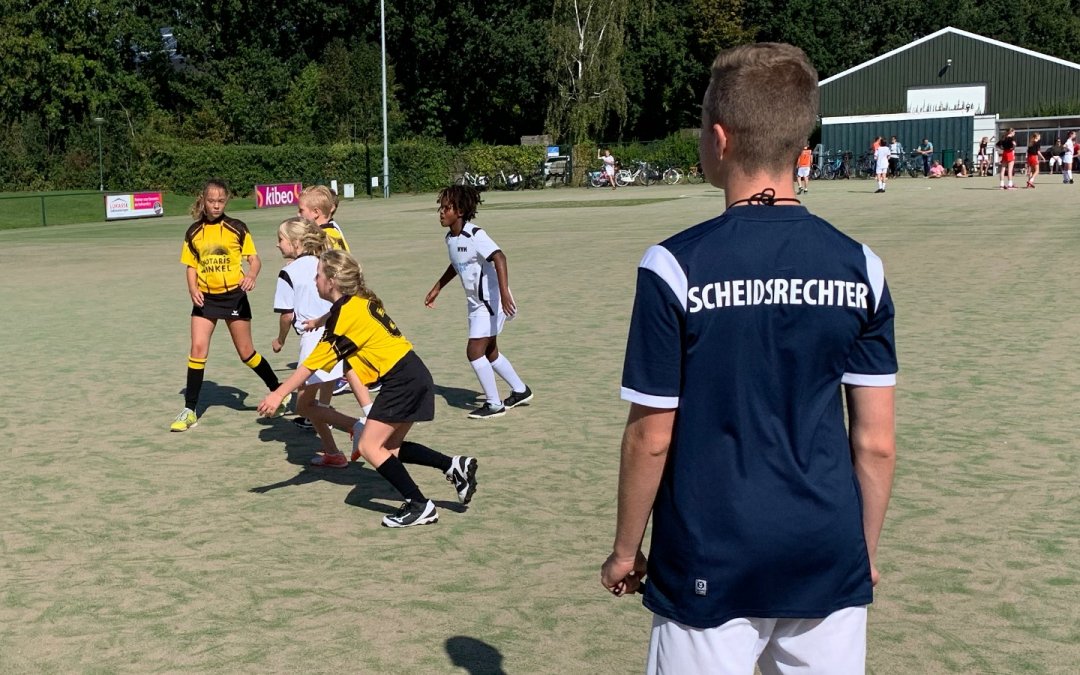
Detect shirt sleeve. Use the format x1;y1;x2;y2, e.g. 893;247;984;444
273;269;295;314
843;246;898;387
472;229;501;260
620;245;685;408
240;226;257;257
180;241;197;268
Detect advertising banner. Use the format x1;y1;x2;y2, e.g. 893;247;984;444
104;192;164;220
255;182;302;209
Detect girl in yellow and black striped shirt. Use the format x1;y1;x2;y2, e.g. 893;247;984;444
258;250;479;528
171;179;288;431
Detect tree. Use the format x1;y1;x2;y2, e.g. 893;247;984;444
546;0;632;143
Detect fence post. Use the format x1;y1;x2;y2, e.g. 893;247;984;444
40;195;46;227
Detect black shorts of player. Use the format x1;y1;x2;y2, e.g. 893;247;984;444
367;351;435;423
191;288;252;320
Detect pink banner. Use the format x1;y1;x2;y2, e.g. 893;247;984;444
255;182;302;209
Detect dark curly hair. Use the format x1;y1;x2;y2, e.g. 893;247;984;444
437;185;483;222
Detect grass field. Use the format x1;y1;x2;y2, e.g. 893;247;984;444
0;191;257;229
1;177;1078;673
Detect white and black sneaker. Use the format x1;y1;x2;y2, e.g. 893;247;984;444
332;379;351;396
445;456;478;505
382;499;438;528
291;417;314;430
502;385;533;409
467;403;505;419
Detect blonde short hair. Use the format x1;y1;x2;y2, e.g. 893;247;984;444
299;185;336;218
702;43;818;175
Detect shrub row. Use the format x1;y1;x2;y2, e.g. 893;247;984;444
1;131;701;196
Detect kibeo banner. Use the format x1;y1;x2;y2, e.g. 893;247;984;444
255;182;302;208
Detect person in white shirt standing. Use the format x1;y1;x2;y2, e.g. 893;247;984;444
425;185;533;419
874;138;892;193
1062;131;1076;184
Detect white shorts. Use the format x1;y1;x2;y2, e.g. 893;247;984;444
796;167;810;178
467;310;512;339
1064;154;1075;166
1049;156;1061;166
876;162;889;174
646;607;867;675
298;329;343;385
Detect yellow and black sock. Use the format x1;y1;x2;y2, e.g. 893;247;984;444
242;351;281;390
184;356;207;410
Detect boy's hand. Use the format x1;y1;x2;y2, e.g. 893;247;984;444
501;288;516;317
425;286;440;308
271;337;284;353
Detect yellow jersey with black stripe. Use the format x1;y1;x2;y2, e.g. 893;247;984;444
323;221;350;252
303;295;412;385
180;216;257;294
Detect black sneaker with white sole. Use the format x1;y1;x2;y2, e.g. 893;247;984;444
445;456;478;505
382;499;439;528
292;417;314;430
467;403;505;419
502;385;533;409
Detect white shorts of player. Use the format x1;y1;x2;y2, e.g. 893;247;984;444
1064;153;1075;166
467;309;515;339
876;162;890;174
646;606;866;675
796;167;810;178
298;328;344;386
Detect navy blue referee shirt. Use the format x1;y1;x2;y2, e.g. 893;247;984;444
621;204;898;629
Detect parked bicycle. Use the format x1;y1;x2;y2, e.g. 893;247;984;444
660;164;682;185
821;150;852;180
892;152;920;178
854;151;876;179
685;164;705;183
492;165;523;190
584;165;617;188
457;170;490;190
617;160;655;186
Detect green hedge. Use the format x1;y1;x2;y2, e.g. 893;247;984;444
0;132;699;195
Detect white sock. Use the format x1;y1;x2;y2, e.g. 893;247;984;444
490;354;526;392
470;357;503;408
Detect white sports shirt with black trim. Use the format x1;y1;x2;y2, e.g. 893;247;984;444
445;222;505;315
621;204;898;629
273;255;332;333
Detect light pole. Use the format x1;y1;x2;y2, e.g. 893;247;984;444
93;117;105;191
380;0;389;198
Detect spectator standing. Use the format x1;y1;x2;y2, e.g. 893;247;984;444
916;138;934;176
888;136;902;177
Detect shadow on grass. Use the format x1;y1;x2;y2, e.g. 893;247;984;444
434;383;482;410
445;636;506;675
249;418;466;516
181;380;255;415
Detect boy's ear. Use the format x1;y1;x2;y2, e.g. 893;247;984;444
711;123;729;163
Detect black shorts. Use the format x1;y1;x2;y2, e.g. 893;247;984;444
368;351;435;423
192;289;252;320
